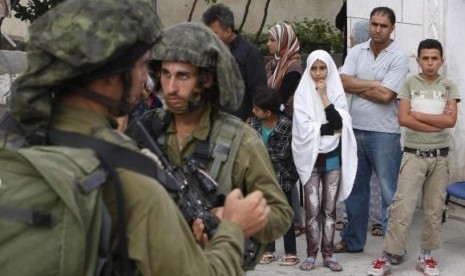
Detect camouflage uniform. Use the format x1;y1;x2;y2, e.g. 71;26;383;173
12;1;247;275
147;22;293;266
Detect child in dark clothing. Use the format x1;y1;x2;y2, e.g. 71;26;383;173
249;88;300;266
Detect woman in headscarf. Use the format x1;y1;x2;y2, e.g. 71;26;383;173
292;50;357;272
266;21;304;242
266;22;302;117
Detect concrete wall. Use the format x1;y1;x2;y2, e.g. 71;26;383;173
2;0;345;42
0;50;26;104
1;0;29;41
347;0;465;182
347;0;423;76
157;0;345;33
444;0;465;182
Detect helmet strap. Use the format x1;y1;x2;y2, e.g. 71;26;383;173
67;84;127;117
117;70;134;116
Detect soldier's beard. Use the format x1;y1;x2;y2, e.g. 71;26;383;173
167;90;205;114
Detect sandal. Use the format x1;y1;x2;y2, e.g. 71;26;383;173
371;223;383;237
299;257;316;271
279;254;299;266
294;225;304;237
335;220;347;231
324;257;343;272
259;252;277;264
334;239;363;253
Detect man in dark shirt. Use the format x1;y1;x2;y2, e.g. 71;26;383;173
202;3;267;121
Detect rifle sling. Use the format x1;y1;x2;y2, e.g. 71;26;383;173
48;129;167;181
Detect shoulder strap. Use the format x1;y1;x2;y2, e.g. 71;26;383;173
190;113;244;193
190;111;215;169
191;140;210;168
48;130;172;185
208;115;243;180
0;206;52;226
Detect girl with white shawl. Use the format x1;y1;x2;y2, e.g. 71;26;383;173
292;50;357;272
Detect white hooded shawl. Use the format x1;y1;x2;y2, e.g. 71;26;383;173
291;50;357;200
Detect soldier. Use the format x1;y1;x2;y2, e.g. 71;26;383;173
11;0;270;275
136;22;293;270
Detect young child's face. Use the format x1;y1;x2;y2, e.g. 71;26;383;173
417;48;443;78
252;105;271;119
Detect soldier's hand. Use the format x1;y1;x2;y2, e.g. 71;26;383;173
222;189;270;238
210;207;224;220
192;218;209;247
116;115;129;132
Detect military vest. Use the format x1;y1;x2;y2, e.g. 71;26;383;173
139;108;245;196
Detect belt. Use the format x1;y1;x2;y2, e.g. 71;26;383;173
403;147;449;158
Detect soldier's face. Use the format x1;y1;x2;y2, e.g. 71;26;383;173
160;61;212;114
128;51;150;105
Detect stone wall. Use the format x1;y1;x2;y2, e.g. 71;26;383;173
157;0;344;33
347;0;465;182
0;50;26;104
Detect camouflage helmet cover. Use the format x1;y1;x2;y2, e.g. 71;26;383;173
151;22;244;111
12;0;163;134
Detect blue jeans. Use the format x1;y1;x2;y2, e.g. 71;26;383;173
341;130;401;251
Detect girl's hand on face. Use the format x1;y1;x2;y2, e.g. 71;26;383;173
315;80;327;95
315;80;330;106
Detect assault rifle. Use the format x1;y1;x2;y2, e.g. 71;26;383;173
127;119;220;239
126;118;262;270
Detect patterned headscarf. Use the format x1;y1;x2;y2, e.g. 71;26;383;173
267;22;301;89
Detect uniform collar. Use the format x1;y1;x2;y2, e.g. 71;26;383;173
166;102;214;142
51;105;115;135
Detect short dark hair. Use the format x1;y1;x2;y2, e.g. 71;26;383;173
418;39;443;58
370;7;396;25
201;3;235;30
253;87;281;114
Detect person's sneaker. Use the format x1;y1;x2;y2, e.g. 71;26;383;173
368;258;391;276
416;257;440;276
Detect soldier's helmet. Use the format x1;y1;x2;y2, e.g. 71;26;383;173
11;0;163;136
151;22;244;112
